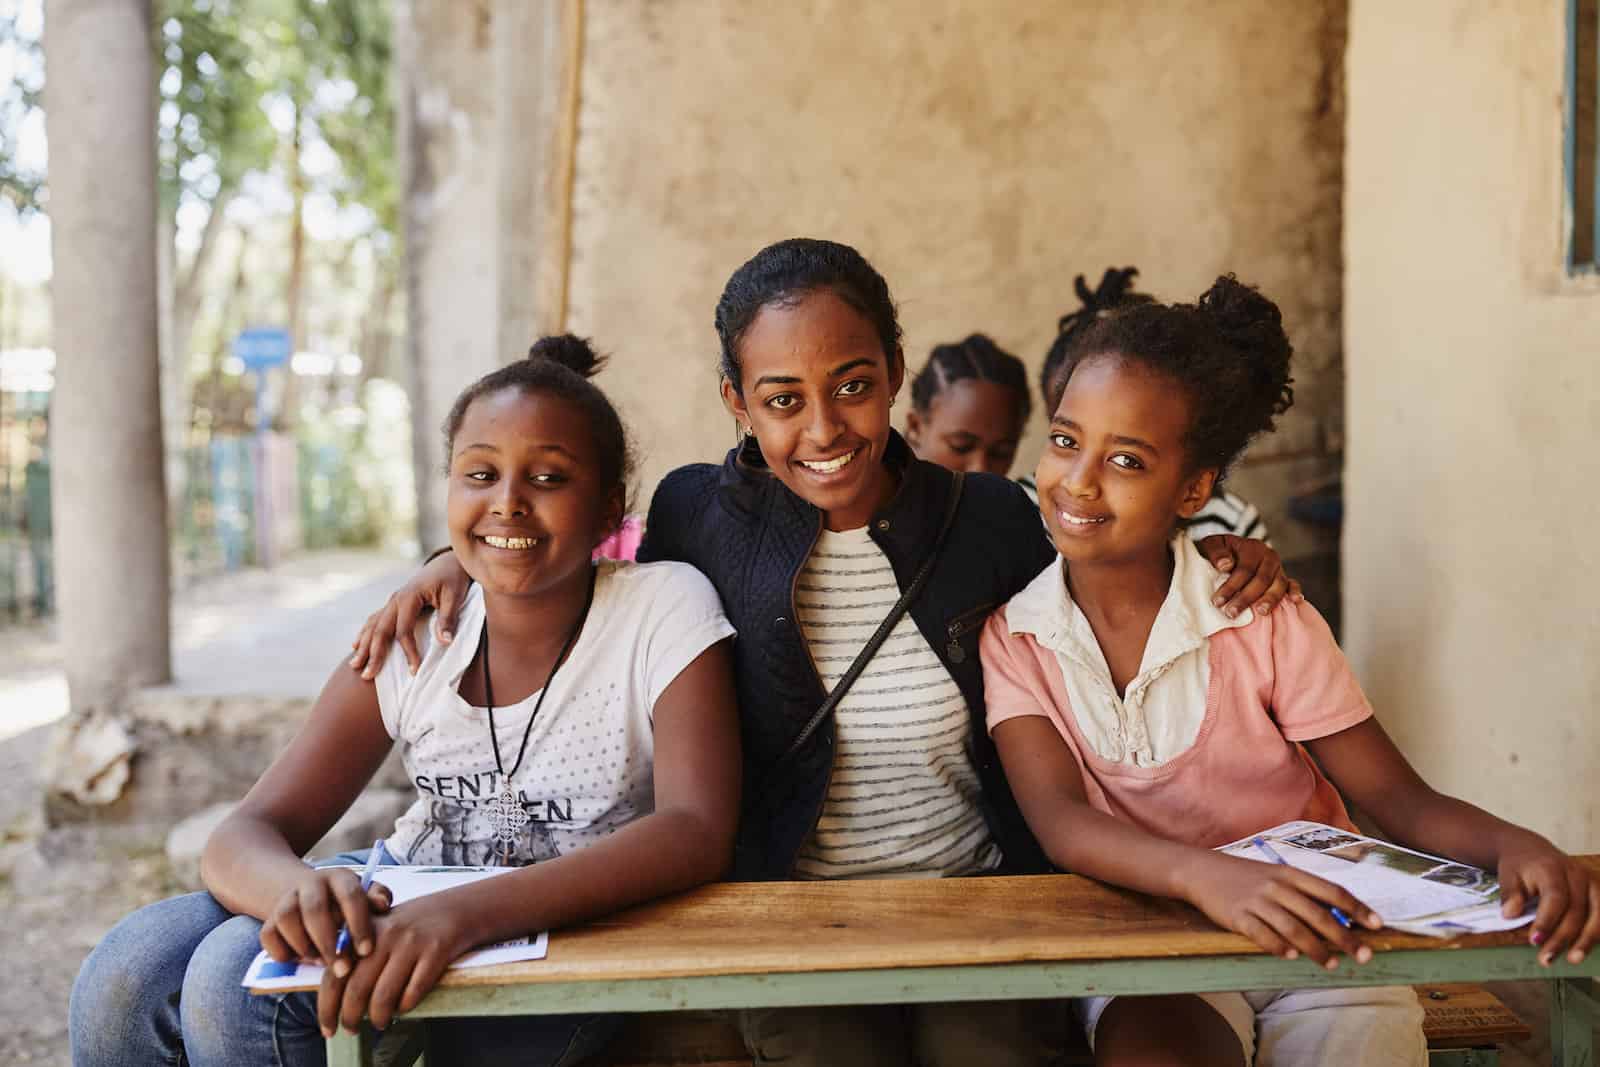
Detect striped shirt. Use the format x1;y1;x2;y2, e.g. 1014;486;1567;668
1016;477;1270;545
791;527;1001;880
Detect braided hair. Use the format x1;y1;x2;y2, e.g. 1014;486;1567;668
1041;267;1155;412
908;333;1031;423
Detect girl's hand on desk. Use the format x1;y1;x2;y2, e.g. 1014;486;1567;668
317;893;479;1036
350;550;471;678
1185;854;1380;970
259;867;393;972
1497;835;1600;966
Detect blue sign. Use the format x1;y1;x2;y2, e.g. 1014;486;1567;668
233;327;292;370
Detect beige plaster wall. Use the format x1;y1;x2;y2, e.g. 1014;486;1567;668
1345;1;1600;849
563;1;1347;564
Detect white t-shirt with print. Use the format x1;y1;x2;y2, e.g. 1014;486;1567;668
374;560;734;867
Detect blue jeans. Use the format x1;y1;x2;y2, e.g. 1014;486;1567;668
69;849;619;1067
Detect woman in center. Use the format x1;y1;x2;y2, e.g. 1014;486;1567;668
643;239;1292;1063
358;238;1295;1064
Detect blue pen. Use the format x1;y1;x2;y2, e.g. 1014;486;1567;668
1251;835;1355;929
333;839;385;961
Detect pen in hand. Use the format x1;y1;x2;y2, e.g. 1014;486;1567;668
1251;835;1356;930
332;839;385;977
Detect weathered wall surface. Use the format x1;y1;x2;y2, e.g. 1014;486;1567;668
1345;1;1600;848
399;0;575;549
564;1;1347;566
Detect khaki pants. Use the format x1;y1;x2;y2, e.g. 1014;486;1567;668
737;1000;1069;1067
1078;985;1426;1066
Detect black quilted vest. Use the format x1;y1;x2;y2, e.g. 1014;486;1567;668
638;431;1055;880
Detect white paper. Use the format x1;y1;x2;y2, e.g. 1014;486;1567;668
1217;820;1534;939
242;865;550;990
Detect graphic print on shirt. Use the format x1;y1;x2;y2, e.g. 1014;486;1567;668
388;682;651;868
375;562;736;869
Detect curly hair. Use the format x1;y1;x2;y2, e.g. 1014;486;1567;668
1055;274;1295;478
714;238;902;392
441;334;636;497
1041;267;1156;413
908;333;1031;423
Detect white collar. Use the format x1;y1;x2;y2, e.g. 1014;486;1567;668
1008;534;1252;682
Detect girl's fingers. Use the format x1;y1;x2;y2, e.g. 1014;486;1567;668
397;950;450;1017
1219;562;1277;619
1236;913;1294;960
300;882;343;965
344;943;407;1034
366;882;393;915
317;963;353;1038
349;613;378;670
1286;870;1379;928
1253;568;1291;616
270;907;314;963
1280;888;1372;963
330;880;376;962
365;952;415;1031
1287;577;1306;604
258;918;295;963
1569;880;1600;964
1257;900;1336;968
1501;874;1528;920
392;595;422;676
1529;874;1571;960
1538;872;1588;966
436;583;462;647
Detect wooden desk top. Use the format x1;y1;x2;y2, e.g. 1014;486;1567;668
431;856;1600;989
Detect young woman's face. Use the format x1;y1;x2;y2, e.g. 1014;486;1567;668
906;378;1025;477
446;388;622;598
1034;354;1213;568
722;288;904;532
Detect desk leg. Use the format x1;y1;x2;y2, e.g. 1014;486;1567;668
1552;978;1597;1067
325;1026;376;1067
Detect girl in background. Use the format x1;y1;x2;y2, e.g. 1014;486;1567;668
904;333;1032;477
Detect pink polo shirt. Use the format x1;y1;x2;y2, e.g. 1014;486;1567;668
982;541;1370;849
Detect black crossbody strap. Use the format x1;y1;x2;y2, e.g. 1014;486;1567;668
770;472;966;772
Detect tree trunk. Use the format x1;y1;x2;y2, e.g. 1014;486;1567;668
43;0;170;807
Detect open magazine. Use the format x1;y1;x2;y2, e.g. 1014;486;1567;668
241;865;549;992
1217;821;1535;939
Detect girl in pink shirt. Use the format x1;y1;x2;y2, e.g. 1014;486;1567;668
981;275;1599;1067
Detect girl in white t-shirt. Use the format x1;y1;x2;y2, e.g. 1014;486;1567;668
70;336;741;1067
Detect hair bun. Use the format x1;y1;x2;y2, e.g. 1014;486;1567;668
527;334;606;378
1197;274;1283;343
1197;274;1294;418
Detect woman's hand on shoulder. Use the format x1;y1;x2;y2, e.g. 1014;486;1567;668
259;866;394;972
1179;852;1380;970
1194;534;1303;619
1497;832;1600;966
316;892;479;1036
349;550;472;678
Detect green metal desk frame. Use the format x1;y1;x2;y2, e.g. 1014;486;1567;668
326;946;1599;1067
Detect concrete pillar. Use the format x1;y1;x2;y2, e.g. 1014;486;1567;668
396;0;578;551
394;0;502;552
43;0;171;802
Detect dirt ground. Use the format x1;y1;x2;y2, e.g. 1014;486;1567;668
0;723;187;1064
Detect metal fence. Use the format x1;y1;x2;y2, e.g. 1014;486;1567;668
0;387;52;623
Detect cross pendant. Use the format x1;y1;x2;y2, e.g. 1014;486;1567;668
488;781;526;865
